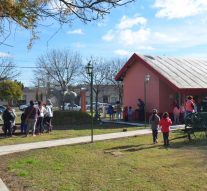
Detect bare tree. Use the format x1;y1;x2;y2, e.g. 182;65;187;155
34;49;82;107
0;0;134;47
0;57;20;81
82;57;110;115
105;58;126;103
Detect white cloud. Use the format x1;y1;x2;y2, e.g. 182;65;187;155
154;32;179;43
154;0;207;19
119;28;151;45
114;49;131;56
102;13;207;54
102;30;114;41
117;15;147;29
67;29;84;35
0;52;12;58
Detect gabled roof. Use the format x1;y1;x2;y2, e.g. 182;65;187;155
115;53;207;90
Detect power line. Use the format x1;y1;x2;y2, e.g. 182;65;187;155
0;65;70;69
0;65;43;69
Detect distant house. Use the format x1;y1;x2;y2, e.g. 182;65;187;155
18;84;120;107
74;84;120;105
115;53;207;114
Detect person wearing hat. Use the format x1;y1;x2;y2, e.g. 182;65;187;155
149;109;160;144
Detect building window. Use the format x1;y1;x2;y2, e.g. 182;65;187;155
111;97;117;103
103;95;108;103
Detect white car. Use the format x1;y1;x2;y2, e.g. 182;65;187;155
64;103;81;111
19;104;29;111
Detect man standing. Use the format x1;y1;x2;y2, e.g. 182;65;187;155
25;100;39;136
2;106;15;137
137;98;145;121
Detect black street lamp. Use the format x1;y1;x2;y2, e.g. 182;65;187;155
85;61;94;142
144;74;150;128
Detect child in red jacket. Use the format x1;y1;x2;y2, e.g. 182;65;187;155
159;112;172;146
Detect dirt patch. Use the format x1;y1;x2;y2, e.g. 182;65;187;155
0;153;32;191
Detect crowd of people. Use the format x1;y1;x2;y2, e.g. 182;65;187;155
1;99;53;137
105;95;207;147
149;95;207;146
106;99;145;122
2;95;206;146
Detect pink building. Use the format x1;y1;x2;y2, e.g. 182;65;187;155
115;53;207;115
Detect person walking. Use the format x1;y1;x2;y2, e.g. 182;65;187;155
24;100;39;136
149;109;160;144
2;106;16;137
159;112;172;147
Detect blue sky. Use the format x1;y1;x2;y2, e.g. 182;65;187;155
1;0;207;86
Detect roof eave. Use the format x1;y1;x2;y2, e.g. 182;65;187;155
115;53;180;91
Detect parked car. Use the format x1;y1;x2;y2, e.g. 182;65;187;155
19;104;29;111
19;102;38;111
86;102;109;112
0;105;6;114
64;103;81;111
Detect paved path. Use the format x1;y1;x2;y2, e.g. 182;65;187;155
0;129;153;156
0;124;184;156
102;119;145;126
0;178;9;191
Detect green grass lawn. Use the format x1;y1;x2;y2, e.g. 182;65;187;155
0;123;141;146
0;132;207;191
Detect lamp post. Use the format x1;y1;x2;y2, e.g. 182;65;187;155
85;61;94;143
144;74;150;128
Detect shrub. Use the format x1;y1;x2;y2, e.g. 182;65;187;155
53;110;91;126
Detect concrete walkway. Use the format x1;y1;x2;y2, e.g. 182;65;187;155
0;179;9;191
0;129;153;156
102;119;145;126
0;124;184;156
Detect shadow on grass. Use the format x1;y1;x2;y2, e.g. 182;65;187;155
52;122;138;130
105;133;207;153
105;143;162;153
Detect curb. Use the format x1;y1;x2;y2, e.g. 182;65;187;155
0;178;10;191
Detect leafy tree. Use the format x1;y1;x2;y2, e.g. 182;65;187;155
0;0;134;47
0;80;23;105
14;80;24;90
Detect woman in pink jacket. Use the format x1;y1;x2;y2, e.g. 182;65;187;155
159;112;172;146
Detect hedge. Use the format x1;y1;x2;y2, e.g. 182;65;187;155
53;110;91;126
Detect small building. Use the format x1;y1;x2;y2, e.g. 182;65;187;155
115;53;207;115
